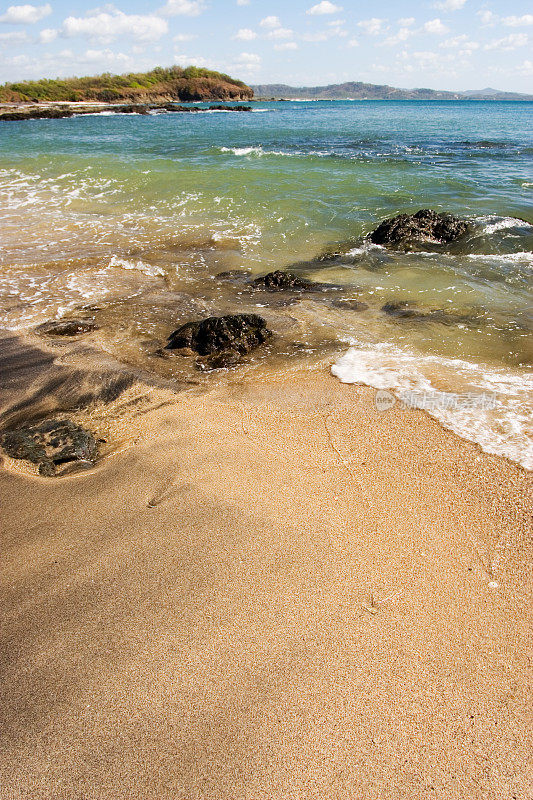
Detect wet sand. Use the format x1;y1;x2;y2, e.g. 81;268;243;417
1;364;532;799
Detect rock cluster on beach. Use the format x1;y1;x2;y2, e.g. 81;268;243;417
166;313;272;370
0;419;99;476
369;209;470;249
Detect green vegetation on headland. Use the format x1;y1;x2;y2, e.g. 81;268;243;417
0;66;254;103
251;81;533;101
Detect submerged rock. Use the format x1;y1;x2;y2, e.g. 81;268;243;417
36;319;98;336
216;270;251;283
252;270;314;291
166;314;271;359
0;419;98;476
369;209;470;249
382;301;426;319
330;298;369;312
252;270;343;293
196;349;243;371
382;301;475;326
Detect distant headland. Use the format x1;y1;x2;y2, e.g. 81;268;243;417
251;81;533;101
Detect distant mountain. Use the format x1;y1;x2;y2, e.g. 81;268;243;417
0;66;253;103
251;81;533;101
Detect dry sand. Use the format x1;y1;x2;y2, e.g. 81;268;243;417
1;366;532;799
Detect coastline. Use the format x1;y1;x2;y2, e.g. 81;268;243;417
0;101;253;121
1;362;531;799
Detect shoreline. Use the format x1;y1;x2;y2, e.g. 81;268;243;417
0;101;254;121
1;362;531;798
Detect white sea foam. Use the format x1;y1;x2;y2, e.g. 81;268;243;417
219;146;265;156
108;255;165;277
332;341;533;470
218;145;333;158
467;252;533;264
479;215;532;234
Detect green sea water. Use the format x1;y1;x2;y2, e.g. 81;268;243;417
0;101;532;466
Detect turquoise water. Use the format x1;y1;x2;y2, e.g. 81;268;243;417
0;101;532;466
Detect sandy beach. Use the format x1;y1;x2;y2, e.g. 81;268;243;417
1;362;531;799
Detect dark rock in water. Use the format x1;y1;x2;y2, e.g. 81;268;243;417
114;104;149;115
36;319;98;336
0;419;98;476
216;270;251;283
382;301;426;319
252;269;345;294
369;209;469;249
253;270;313;291
208;105;252;112
382;301;472;325
166;313;271;356
330;299;369;312
196;349;243;371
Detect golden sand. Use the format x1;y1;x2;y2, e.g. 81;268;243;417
1;366;531;799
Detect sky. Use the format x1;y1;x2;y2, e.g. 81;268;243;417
0;1;532;92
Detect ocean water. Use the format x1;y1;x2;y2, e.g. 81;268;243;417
0;100;531;467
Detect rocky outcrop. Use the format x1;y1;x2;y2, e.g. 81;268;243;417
36;319;98;336
369;210;470;249
0;107;74;121
0;103;253;122
165;314;271;368
0;419;98;476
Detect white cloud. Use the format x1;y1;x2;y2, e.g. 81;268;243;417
0;3;51;24
485;33;528;51
300;31;328;41
234;27;256;40
357;18;386;36
300;20;345;41
478;11;533;27
266;26;293;39
174;53;211;67
348;37;359;46
383;27;412;46
274;41;298;50
306;1;342;15
82;48;130;64
229;51;261;73
173;33;197;41
61;10;168;43
0;29;28;41
516;59;533;76
440;33;478;53
260;15;281;28
159;0;205;17
38;26;57;43
433;0;467;10
423;18;449;35
502;15;533;27
236;0;250;4
398;17;415;27
477;10;497;26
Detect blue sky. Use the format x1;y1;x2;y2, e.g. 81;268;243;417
0;1;532;91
